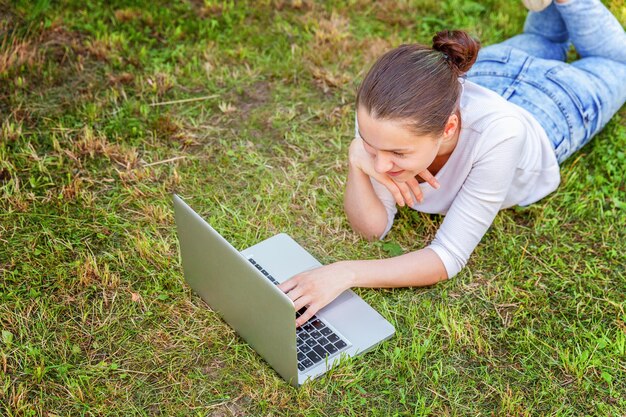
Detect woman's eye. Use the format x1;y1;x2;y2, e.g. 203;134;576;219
393;152;405;157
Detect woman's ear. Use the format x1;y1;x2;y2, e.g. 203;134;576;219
443;113;459;139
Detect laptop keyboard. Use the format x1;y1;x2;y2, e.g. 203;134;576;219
247;258;349;371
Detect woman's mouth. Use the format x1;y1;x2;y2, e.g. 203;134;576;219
387;170;404;177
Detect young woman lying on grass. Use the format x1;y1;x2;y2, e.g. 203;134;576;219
279;0;626;327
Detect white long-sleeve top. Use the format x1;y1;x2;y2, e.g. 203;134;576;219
362;80;561;278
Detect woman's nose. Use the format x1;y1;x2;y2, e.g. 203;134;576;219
374;153;393;174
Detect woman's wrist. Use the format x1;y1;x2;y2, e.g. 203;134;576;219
336;260;359;290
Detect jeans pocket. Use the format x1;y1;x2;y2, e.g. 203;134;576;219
468;46;519;97
475;45;512;64
510;91;570;163
545;65;596;136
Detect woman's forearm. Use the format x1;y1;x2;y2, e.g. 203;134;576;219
344;162;390;240
344;248;448;288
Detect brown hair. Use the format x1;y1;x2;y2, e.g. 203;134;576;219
356;30;480;137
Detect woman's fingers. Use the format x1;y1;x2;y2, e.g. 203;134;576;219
417;169;439;189
294;298;316;328
277;278;298;294
405;177;423;204
376;175;406;206
279;275;315;325
285;285;305;303
280;280;314;327
277;263;353;328
396;182;416;207
293;293;312;312
378;175;421;207
295;303;318;327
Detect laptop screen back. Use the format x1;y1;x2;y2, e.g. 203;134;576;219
173;194;299;385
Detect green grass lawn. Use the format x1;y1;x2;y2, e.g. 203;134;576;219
1;0;625;415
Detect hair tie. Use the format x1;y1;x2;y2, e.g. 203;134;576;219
441;52;450;62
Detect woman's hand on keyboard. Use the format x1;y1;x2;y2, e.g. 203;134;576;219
278;261;355;327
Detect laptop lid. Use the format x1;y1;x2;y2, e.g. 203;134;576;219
172;194;299;385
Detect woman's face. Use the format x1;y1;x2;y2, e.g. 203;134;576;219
356;106;454;183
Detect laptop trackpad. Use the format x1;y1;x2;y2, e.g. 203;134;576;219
318;289;391;351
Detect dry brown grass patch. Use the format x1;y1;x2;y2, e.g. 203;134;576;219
41;25;88;62
107;71;134;86
371;1;420;27
188;0;226;19
209;396;248;417
70;126;141;170
2;194;29;211
147;329;173;350
312;13;350;46
76;254;121;289
1;114;24;142
273;0;314;12
301;14;399;93
81;38;111;62
151;114;181;140
0;32;39;77
114;8;153;25
360;37;396;66
141;72;176;98
297;3;421;93
60;175;84;200
300;12;356;92
130;200;172;225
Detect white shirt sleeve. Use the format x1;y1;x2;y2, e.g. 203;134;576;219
428;117;526;278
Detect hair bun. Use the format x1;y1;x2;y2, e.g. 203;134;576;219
432;30;481;76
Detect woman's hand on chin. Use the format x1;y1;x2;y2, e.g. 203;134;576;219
349;138;438;207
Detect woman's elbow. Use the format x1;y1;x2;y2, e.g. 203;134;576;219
348;219;387;242
360;230;383;242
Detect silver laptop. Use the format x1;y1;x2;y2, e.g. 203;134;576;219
173;194;395;386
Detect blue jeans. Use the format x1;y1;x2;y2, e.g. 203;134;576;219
466;0;626;163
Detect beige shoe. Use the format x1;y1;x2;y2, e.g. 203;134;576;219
522;0;552;12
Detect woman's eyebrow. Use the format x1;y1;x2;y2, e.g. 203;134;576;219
358;130;411;153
